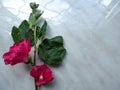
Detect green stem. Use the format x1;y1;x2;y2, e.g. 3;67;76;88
33;26;38;90
33;26;37;65
34;79;37;90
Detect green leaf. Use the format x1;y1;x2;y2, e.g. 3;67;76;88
40;21;47;40
36;21;47;40
29;11;43;29
34;10;43;20
36;26;41;38
19;20;34;46
38;36;66;65
45;47;66;65
29;13;36;29
49;36;63;47
19;20;29;38
11;20;34;46
11;26;21;43
25;30;34;46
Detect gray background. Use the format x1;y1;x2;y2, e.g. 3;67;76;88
0;0;120;90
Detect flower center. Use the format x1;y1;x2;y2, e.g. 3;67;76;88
39;75;44;80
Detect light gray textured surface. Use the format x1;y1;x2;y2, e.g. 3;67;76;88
0;0;120;90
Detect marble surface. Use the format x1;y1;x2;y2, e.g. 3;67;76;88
0;0;120;90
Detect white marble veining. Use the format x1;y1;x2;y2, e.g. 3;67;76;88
0;0;120;90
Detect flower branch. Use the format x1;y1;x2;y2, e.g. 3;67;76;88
2;2;66;90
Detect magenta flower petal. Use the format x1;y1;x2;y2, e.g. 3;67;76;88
2;39;31;65
30;65;54;86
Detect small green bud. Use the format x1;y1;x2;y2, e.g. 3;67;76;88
30;2;39;9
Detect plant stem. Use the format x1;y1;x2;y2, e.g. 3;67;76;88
33;26;38;90
34;79;37;90
33;26;37;65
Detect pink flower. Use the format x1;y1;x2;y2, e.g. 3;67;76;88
2;39;31;65
30;65;54;86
